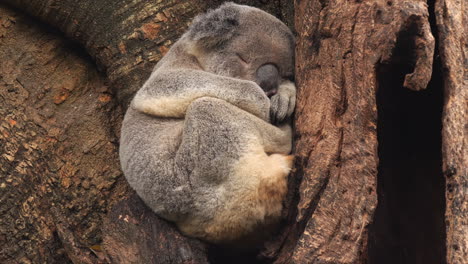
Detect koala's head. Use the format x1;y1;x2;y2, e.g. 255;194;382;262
185;3;294;96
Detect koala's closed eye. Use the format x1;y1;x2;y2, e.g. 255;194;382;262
256;64;280;97
236;53;249;64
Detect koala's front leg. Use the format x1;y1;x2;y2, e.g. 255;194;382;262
270;81;296;124
132;69;270;121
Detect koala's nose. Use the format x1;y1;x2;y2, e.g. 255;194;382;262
256;64;279;96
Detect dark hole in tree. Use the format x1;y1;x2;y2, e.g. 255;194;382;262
367;13;446;264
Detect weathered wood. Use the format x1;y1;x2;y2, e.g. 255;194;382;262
435;0;468;263
0;6;126;263
3;0;206;107
102;194;208;264
262;1;437;263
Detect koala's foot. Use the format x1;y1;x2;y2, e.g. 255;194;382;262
258;154;293;217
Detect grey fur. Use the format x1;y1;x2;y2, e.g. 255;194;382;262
119;2;296;244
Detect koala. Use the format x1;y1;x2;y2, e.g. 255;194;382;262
119;2;296;245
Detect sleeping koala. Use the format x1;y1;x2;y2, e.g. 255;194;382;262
119;2;296;244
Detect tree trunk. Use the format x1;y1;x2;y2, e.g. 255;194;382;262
0;0;465;264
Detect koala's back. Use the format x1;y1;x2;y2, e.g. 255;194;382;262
119;108;193;220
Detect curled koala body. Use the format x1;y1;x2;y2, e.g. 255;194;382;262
119;3;296;244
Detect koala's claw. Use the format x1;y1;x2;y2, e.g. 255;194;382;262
270;94;287;124
270;81;296;124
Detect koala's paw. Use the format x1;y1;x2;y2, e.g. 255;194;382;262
241;81;271;121
270;81;296;124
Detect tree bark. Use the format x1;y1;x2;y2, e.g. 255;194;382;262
435;1;468;263
263;1;441;264
0;0;465;263
0;5;126;263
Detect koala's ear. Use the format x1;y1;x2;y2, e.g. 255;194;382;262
186;3;240;50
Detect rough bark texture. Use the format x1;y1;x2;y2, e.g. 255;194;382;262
1;0;465;263
3;0;208;108
102;194;208;264
435;0;468;263
0;6;127;263
259;1;441;263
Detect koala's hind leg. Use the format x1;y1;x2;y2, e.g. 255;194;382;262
176;97;293;243
176;96;292;186
215;151;292;238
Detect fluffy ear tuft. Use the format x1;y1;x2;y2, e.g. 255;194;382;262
187;2;241;50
